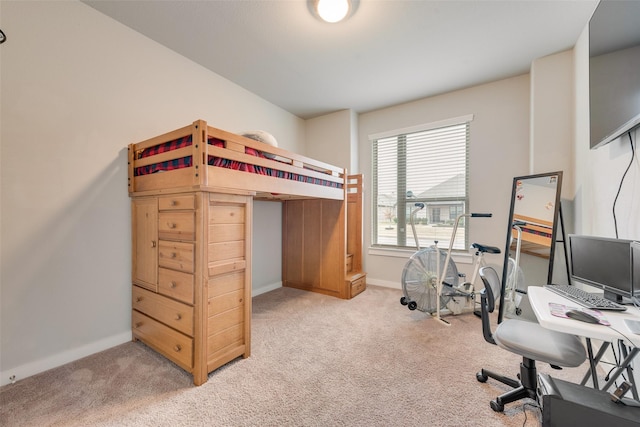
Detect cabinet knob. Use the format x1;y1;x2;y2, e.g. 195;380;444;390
175;314;182;321
150;240;156;248
174;345;182;352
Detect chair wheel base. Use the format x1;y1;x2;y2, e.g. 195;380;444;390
490;399;504;412
476;372;488;383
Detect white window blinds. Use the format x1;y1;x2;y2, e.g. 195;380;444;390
371;116;471;250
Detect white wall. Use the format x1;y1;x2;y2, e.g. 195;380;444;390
573;24;640;387
359;75;531;287
573;22;639;241
0;1;303;385
305;109;355;172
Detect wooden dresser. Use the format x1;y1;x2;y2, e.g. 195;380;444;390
131;191;252;386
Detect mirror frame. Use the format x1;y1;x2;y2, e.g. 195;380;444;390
498;171;563;323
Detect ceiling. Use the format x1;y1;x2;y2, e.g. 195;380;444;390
84;0;599;120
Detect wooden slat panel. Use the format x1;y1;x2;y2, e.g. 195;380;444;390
211;205;245;224
208;241;244;263
206;124;344;176
208;306;244;335
207;323;244;354
209;289;244;317
302;200;322;288
132;168;195;193
208;260;246;277
320;199;344;292
208;270;244;297
204;166;345;201
209;223;244;243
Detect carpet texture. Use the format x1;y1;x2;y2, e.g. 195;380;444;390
0;285;591;426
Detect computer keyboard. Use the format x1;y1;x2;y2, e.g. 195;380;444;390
544;284;627;311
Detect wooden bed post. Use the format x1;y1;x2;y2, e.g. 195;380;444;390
192;120;207;188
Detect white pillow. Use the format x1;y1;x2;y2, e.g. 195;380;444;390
241;130;278;159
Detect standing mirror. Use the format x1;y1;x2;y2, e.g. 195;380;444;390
498;171;563;323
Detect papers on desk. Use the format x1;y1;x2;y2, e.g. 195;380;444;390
548;302;610;326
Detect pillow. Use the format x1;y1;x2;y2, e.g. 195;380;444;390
241;130;278;159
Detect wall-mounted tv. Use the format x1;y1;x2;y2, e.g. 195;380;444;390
589;0;640;149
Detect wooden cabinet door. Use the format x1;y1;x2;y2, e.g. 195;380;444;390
132;197;158;290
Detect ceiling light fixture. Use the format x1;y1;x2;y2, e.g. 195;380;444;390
309;0;357;24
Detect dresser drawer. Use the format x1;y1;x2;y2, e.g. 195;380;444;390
132;310;193;370
158;268;194;304
159;194;196;211
159;240;194;273
159;212;195;241
350;274;366;298
133;286;194;336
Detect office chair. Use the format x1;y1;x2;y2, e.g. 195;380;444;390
476;266;587;412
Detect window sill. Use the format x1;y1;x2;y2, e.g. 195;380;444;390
368;246;473;265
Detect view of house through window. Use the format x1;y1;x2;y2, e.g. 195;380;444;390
371;117;471;250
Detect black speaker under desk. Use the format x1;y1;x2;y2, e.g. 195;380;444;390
537;373;640;427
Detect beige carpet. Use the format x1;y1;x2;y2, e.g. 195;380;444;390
0;285;591;426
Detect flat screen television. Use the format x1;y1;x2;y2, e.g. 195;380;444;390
569;235;637;303
589;0;640;149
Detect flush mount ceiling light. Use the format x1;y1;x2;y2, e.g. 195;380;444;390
309;0;358;24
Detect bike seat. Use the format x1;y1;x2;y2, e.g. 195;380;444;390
471;243;501;254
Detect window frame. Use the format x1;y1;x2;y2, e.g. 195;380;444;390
370;115;473;252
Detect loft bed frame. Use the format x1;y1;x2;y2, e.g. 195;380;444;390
511;213;553;258
127;120;365;385
128;119;345;200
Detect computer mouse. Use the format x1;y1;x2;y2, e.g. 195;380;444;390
566;309;600;324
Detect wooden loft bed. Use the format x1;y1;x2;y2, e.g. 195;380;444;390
511;213;553;258
127;120;365;385
128;119;345;200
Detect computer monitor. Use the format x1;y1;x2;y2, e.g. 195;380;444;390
568;235;637;304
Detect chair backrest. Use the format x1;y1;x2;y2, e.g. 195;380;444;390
479;266;502;345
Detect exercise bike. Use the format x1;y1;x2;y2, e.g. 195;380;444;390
399;203;500;325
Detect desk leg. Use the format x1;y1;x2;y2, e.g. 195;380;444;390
581;339;608;388
602;347;640;393
618;343;639;400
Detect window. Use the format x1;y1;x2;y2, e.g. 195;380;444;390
371;115;471;250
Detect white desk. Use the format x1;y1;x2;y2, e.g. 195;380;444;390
528;287;640;396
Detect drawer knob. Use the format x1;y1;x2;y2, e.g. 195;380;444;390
134;322;143;328
168;222;177;229
170;200;177;206
136;297;143;303
175;314;182;321
174;345;182;352
170;281;177;289
171;252;177;259
150;240;156;248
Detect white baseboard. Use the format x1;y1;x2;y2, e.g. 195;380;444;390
0;331;132;387
365;278;401;290
252;281;282;297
